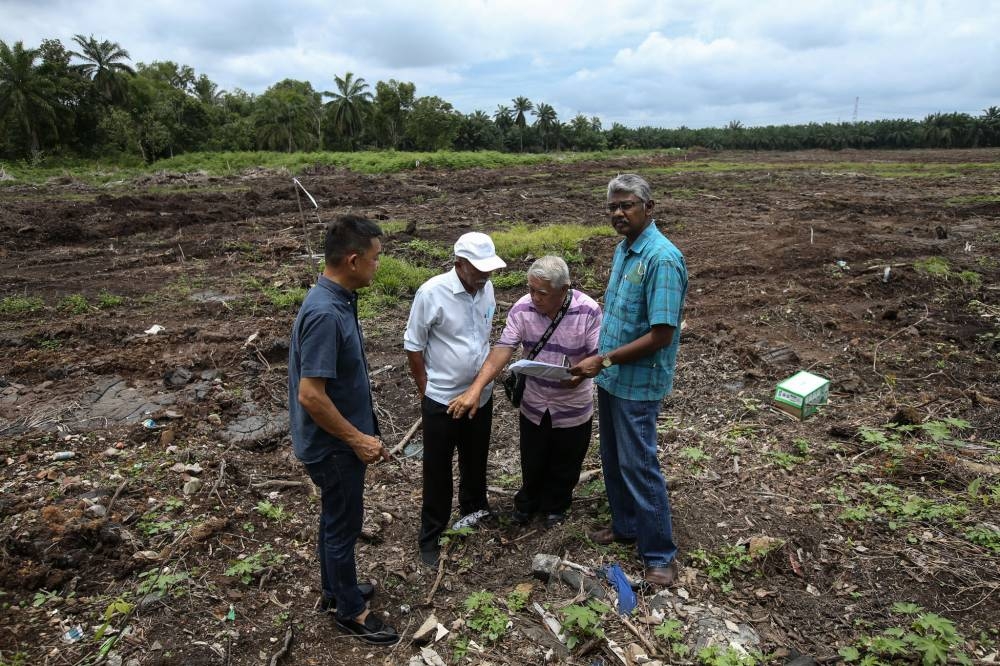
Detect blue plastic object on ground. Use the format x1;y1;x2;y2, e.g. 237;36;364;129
602;563;637;614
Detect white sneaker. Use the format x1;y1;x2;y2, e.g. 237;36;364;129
451;509;491;530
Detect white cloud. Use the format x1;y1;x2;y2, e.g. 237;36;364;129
1;0;997;128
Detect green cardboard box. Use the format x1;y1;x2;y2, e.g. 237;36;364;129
773;371;830;420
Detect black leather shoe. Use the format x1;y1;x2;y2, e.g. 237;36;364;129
544;513;566;529
320;582;375;612
420;549;440;568
335;613;400;646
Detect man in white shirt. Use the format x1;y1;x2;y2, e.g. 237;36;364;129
403;232;506;567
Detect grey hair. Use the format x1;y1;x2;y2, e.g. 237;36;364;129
527;255;571;288
607;173;652;202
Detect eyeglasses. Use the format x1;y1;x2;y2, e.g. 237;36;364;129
606;200;645;213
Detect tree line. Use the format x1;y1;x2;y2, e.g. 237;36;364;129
2;35;999;162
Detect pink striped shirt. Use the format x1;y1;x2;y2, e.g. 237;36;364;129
496;289;602;427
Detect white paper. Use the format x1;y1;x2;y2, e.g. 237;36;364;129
509;359;572;381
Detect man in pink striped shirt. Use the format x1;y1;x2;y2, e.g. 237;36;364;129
447;256;602;527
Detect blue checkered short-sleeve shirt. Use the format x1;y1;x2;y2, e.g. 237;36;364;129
595;222;688;401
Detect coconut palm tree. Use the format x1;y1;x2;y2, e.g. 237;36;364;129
69;34;135;104
323;72;373;150
0;40;59;155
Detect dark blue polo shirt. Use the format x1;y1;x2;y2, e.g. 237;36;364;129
288;276;378;464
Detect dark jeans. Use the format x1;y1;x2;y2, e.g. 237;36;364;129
418;395;492;553
515;411;592;516
303;450;366;620
597;387;677;567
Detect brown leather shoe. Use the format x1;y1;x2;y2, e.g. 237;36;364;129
588;526;636;545
645;560;679;587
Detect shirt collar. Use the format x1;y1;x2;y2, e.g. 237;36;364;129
317;274;355;301
625;219;658;255
446;267;475;296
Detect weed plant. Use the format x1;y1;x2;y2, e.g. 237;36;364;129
0;296;44;314
491;223;615;262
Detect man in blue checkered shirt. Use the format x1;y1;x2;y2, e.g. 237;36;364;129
570;173;688;588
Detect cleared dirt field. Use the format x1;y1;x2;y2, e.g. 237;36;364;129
1;149;998;665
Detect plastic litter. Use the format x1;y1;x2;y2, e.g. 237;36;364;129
142;418;158;429
51;451;75;461
144;324;165;335
600;563;637;614
62;625;84;643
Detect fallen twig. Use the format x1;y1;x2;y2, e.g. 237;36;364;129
389;417;422;457
268;625;293;666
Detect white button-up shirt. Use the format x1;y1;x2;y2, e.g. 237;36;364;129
403;268;496;406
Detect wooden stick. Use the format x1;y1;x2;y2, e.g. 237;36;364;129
620;615;658;658
268;625;293;666
389;417;422;457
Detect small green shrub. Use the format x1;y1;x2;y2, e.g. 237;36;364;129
0;296;43;314
97;291;124;308
255;500;287;523
490;270;526;290
913;257;950;279
463;591;509;642
58;293;90;314
225;545;286;584
560;599;610;649
839;603;970;666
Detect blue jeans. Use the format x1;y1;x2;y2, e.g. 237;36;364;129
597;387;677;567
304;450;366;620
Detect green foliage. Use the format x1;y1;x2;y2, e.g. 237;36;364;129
31;589;61;607
0;296;44;314
438;525;473;548
137;568;189;597
691;545;753;585
956;270;982;287
840;603;970;666
96;290;124;308
560;599;610;650
225;545;286;584
766;449;806;471
489;270;526;290
655;618;690;658
405;238;451;261
505;589;529;613
681;446;708;463
0;651;29;666
963;525;1000;553
463;591;509;642
255;500;287;523
696;645;761;666
59;293;90;313
913;257;951;279
94;596;133;641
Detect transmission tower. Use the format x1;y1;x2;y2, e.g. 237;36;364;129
852;96;859;123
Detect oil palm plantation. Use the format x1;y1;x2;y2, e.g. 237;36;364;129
69;34;135;104
323;72;372;150
0;40;59;155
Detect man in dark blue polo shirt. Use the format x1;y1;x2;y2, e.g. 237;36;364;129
288;215;398;646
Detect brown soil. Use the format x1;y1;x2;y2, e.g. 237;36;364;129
1;149;998;665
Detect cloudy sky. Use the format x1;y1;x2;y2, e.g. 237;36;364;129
3;0;998;129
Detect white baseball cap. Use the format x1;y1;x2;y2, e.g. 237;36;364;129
454;232;507;272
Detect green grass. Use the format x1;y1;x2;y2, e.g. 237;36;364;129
490;270;526;290
492;223;616;263
646;160;1000;179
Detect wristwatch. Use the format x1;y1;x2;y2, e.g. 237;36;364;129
601;354;614;369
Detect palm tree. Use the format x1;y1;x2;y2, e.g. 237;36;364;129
493;104;513;131
69;34;135;105
511;96;532;151
532;102;557;151
0;40;59;155
323;72;373;150
193;74;224;106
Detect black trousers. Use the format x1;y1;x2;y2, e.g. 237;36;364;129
514;411;592;516
418;395;493;553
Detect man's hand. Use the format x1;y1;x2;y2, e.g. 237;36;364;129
569;355;604;379
447;388;482;419
559;375;585;388
349;433;390;464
